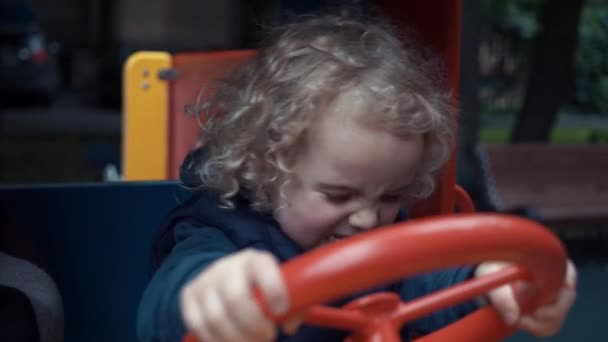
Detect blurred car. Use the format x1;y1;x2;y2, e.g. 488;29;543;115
0;0;61;105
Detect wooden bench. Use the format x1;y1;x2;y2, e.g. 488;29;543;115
482;144;608;228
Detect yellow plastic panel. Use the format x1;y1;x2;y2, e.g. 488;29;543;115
122;51;171;180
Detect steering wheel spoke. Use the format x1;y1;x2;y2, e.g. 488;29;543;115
391;264;531;327
303;305;369;331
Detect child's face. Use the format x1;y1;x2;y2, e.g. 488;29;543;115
275;110;423;249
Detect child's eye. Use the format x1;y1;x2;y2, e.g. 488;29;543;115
323;193;352;204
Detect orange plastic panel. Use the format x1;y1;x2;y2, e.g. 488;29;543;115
168;50;256;179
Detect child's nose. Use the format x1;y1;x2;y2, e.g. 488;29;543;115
348;206;380;231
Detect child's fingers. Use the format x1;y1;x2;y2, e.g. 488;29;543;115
180;285;205;341
180;284;217;342
518;314;563;338
201;289;251;342
180;250;279;342
516;276;577;338
218;269;275;341
520;289;576;336
488;284;520;325
564;260;577;290
246;250;290;316
530;288;577;322
476;262;521;325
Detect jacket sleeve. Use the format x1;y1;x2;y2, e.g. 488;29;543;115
398;266;481;336
136;222;238;342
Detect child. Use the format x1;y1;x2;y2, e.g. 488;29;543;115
137;14;576;342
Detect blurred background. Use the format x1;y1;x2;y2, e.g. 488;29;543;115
2;0;606;245
0;0;606;184
0;0;282;183
0;2;606;341
1;0;606;228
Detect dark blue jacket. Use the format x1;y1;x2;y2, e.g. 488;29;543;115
137;152;479;342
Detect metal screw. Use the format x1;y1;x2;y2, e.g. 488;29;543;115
142;81;150;90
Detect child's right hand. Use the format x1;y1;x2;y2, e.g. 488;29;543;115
180;249;295;342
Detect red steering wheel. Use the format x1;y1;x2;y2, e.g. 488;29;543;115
184;213;567;341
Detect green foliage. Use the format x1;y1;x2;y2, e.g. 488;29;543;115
481;0;608;116
479;0;545;117
479;127;511;143
482;0;544;40
576;4;608;113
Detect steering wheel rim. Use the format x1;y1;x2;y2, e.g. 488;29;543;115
276;213;566;341
182;213;567;342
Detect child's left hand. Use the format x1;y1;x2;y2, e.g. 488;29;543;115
475;260;577;337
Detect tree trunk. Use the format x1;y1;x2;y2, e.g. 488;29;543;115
511;0;585;143
456;0;499;211
458;0;481;150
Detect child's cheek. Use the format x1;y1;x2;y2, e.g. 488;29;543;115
295;198;349;246
300;198;347;234
380;203;402;226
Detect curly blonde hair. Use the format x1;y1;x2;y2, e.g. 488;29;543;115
192;14;456;212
